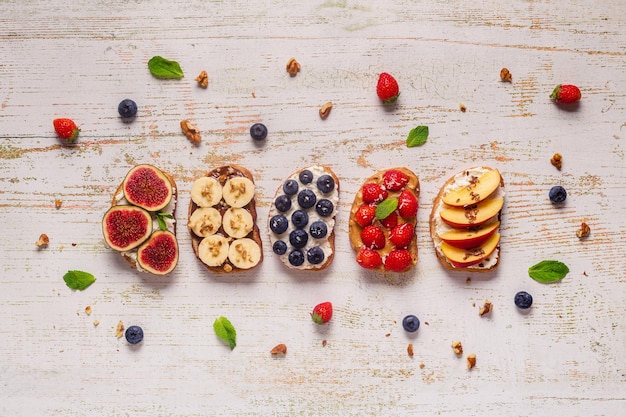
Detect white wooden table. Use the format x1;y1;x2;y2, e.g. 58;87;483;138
1;1;624;415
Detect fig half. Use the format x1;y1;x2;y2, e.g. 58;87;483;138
136;230;179;275
123;164;173;212
102;205;152;251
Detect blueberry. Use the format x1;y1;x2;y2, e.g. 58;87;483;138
291;210;309;228
514;291;533;309
309;221;328;239
316;174;335;193
125;325;144;344
316;199;334;217
269;215;289;234
307;246;325;264
289;229;308;249
402;315;420;332
118;99;137;118
283;179;299;195
250;123;268;141
273;240;288;255
549;186;567;204
297;189;317;209
288;250;305;266
274;195;292;213
299;170;313;184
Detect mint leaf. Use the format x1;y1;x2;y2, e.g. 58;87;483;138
213;316;236;350
156;212;174;231
406;125;429;148
148;56;184;79
375;197;398;220
63;270;96;291
528;260;570;283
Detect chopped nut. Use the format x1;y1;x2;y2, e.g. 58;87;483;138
452;341;463;355
550;153;563;170
322;340;327;347
115;320;124;338
500;67;512;82
270;343;287;355
194;70;208;88
407;343;414;357
93;320;100;327
467;354;477;369
459;103;467;112
479;300;493;316
319;101;333;119
223;264;233;273
286;57;301;77
577;222;591;239
85;306;92;315
419;363;425;369
35;233;49;247
180;119;201;144
54;199;62;209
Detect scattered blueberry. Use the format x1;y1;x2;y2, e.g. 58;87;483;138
309;221;328;239
118;99;138;118
299;170;313;184
250;123;268;141
297;189;317;209
289;229;309;249
307;246;325;264
402;315;420;332
288;250;305;266
283;179;299;195
549;186;567;204
316;199;334;217
274;195;292;212
514;291;533;309
272;240;288;255
269;215;289;234
291;210;309;228
316;174;335;193
125;325;144;344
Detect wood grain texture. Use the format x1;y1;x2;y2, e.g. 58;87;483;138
0;0;624;416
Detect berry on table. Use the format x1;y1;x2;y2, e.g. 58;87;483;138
402;315;420;332
550;84;581;104
53;118;80;143
514;291;533;309
125;325;144;344
549;186;567;204
311;301;333;324
376;72;400;104
250;123;268;140
118;99;138;118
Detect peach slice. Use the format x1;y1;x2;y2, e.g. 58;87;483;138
441;232;500;268
442;169;501;207
438;221;500;249
440;197;503;229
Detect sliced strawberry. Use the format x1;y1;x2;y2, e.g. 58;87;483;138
379;211;398;229
397;189;418;218
354;204;376;227
382;169;409;191
384;249;413;272
361;183;388;204
356;248;383;269
389;223;414;249
361;225;385;250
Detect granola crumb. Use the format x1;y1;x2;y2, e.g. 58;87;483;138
576;222;591;239
55;199;62;209
550;153;563;170
407;343;414;357
93;320;100;327
270;343;287;355
466;277;471;284
322;340;327;347
194;70;209;88
115;320;125;338
467;354;477;369
180;119;201;144
35;233;49;248
500;68;512;82
451;341;463;355
424;321;429;326
459;103;467;112
419;363;425;369
286;57;301;76
385;333;391;337
84;306;92;316
479;300;493;316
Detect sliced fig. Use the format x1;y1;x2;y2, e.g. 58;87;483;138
102;205;152;251
136;230;179;275
123;164;173;212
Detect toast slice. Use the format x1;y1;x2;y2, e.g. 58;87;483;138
188;164;263;273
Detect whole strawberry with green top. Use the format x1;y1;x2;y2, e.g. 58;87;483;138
376;72;400;104
311;301;333;324
53;118;80;143
550;84;581;104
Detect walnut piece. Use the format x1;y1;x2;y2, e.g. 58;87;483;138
452;341;463;355
180;119;201;144
194;70;208;88
550;153;563;170
467;354;477;369
270;343;287;355
85;306;92;316
35;233;49;247
459;103;467;112
54;199;62;209
115;320;125;338
319;101;333;120
286;57;301;77
500;68;512;82
479;300;493;316
577;222;591;239
407;343;414;357
93;320;100;327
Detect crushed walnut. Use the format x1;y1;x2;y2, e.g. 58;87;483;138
115;320;125;338
407;343;414;357
35;233;49;247
322;340;327;347
85;306;92;316
550;153;563;170
500;68;512;82
286;57;301;76
319;101;333;120
479;300;493;316
55;199;62;209
194;70;208;88
459;103;467;112
576;222;591;239
419;363;425;369
467;354;477;369
270;343;287;355
93;320;100;327
452;341;463;355
180;119;201;144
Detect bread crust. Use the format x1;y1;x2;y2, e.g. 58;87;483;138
188;164;263;273
348;167;419;273
429;166;504;272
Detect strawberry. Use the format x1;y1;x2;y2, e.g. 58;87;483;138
53;118;80;143
389;223;414;249
397;190;418;218
361;183;388;204
550;84;581;104
382;169;409;191
361;225;386;249
376;72;400;104
380;211;398;229
311;301;333;324
356;247;383;269
354;204;377;227
384;249;412;272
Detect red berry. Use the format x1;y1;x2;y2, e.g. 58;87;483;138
380;211;398;229
550;84;581;104
384;249;413;272
311;301;333;324
53;118;80;143
361;225;386;249
397;190;418;218
376;72;400;104
382;169;409;191
354;204;376;227
356;247;383;269
361;183;388;204
389;223;414;249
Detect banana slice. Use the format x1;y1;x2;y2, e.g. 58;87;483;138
188;207;222;237
222;207;254;238
222;177;255;208
198;234;230;267
228;238;262;269
191;177;223;207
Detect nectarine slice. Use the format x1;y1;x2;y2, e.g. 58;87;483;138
441;232;500;268
440;197;503;229
438;221;500;249
442;169;501;207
